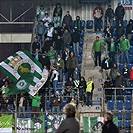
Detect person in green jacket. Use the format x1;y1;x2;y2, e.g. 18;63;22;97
47;45;57;66
119;35;130;64
92;36;103;67
29;93;41;118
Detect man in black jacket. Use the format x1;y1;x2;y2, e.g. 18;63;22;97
102;112;119;133
115;2;125;27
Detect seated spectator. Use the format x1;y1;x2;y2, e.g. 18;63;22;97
32;37;40;52
103;77;113;101
116;23;124;40
37;5;47;21
110;63;120;86
53;3;62;19
62;28;72;49
50;65;59;94
40;53;50;70
50;91;62;112
130;66;133;87
36;20;47;46
47;46;57;66
54;54;64;82
53;12;61;28
41;37;52;53
66;52;78;78
101;54;112;79
71;29;80;56
62;11;72;32
78;76;86;102
126;19;133;41
42;13;52;28
122;63;130;87
73;16;82;33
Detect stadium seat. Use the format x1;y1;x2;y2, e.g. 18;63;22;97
124;120;131;129
124;110;131;120
129;46;133;55
113;28;116;36
70;46;74;52
86;20;93;30
124;100;132;110
116;100;123;110
61;100;67;109
124;130;131;133
128;55;133;63
107;100;114;110
113;20;116;29
57;82;63;89
123;20;128;29
77;55;82;64
80;30;84;37
119;64;124;71
125;95;132;100
118;120;123;129
46;100;51;110
116;110;123;120
26;110;31;118
81;20;85;29
125;90;132;95
79;46;83;55
78;64;82;71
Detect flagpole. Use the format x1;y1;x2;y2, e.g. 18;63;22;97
14;94;17;133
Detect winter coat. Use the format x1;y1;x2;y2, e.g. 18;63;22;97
66;56;78;69
105;8;114;19
115;5;125;18
119;39;130;52
122;67;130;78
72;31;80;43
92;40;103;52
63;15;72;27
62;32;72;44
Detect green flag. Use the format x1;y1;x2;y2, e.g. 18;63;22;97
0;50;48;96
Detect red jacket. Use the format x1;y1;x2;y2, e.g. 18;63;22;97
130;70;133;80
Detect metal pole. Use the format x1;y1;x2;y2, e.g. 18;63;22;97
14;94;17;133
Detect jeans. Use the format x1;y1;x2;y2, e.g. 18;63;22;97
79;89;84;101
37;34;44;47
116;16;124;27
73;42;79;56
52;106;60;112
86;92;93;106
109;51;116;63
105;18;113;27
18;106;26;118
121;51;129;64
68;68;74;79
53;80;58;94
58;69;63;82
94;51;101;66
50;59;55;66
94;18;102;32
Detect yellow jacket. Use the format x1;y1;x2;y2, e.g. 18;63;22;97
86;81;94;92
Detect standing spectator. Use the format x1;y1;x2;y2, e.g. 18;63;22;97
32;37;40;52
119;35;130;64
1;94;9;113
29;93;41;118
130;66;133;87
40;53;50;70
78;76;86;102
50;91;62;112
105;4;114;27
102;112;119;133
73;16;82;33
56;103;80;133
93;3;103;32
37;5;47;21
41;37;52;53
115;2;125;27
63;11;73;31
42;13;52;28
53;3;62;19
36;20;47;46
50;66;59;94
110;63;120;86
47;45;57;66
86;77;94;107
122;63;130;87
54;54;64;82
52;29;59;43
92;36;103;67
71;29;80;56
53;12;61;28
101;54;112;79
126;19;133;41
47;23;54;39
32;48;41;61
62;28;72;49
116;23;124;40
66;52;78;78
60;22;68;36
18;93;27;118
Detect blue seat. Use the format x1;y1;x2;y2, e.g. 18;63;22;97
77;55;82;64
80;30;84;37
61;100;67;109
124;100;132;110
81;20;85;29
124;110;131;120
113;28;116;36
107;100;114;110
46;100;51;110
26;110;31;118
124;120;131;129
119;64;124;71
70;46;74;52
78;64;82;71
123;20;128;28
128;55;133;63
57;82;62;89
116;100;123;110
127;64;133;70
118;120;123;129
86;20;93;29
79;46;83;55
129;46;133;55
124;130;131;133
113;20;116;29
116;110;123;120
125;95;132;100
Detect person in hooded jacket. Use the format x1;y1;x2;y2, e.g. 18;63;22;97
126;19;133;41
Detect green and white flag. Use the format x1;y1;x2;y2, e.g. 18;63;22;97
0;115;12;133
83;116;104;133
0;50;48;96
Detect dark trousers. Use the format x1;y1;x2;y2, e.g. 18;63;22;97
94;51;101;67
68;68;74;78
94;18;102;32
116;16;124;27
31;106;40;117
86;92;93;106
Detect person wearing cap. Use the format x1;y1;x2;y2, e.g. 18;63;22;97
105;4;114;27
102;112;119;133
50;91;62;112
53;3;62;19
37;5;47;21
42;13;52;28
115;2;125;27
119;35;130;64
62;11;73;31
